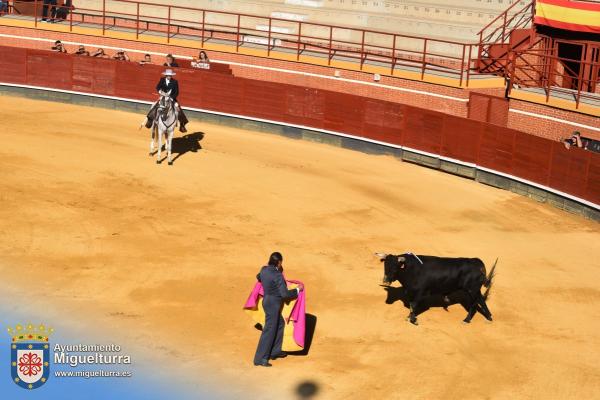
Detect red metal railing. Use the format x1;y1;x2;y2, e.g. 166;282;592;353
5;0;483;86
508;41;600;110
477;0;535;74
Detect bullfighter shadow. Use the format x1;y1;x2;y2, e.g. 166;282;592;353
383;286;482;317
253;313;317;356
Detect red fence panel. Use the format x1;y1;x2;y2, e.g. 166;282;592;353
72;57;117;96
467;93;489;123
512;131;553;186
362;100;404;145
283;86;326;129
176;68;209;109
403;107;443;154
323;92;365;136
200;74;244;115
548;143;590;199
114;62;159;101
441;115;481;163
0;46;28;84
586;155;600;204
242;80;287;121
477;124;515;175
26;50;72;90
488;97;509;127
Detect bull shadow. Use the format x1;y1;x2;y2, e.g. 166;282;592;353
383;286;473;316
253;313;317;356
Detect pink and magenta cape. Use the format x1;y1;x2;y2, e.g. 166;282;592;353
243;278;306;351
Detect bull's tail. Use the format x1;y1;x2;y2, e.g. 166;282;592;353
482;258;497;301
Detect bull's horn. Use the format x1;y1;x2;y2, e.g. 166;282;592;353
374;253;388;258
397;256;405;262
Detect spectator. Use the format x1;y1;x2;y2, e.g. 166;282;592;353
91;48;109;58
51;40;67;53
139;54;153;65
41;0;58;23
0;0;9;15
563;131;587;150
191;50;210;69
75;45;90;56
163;54;179;68
113;50;130;61
55;0;72;21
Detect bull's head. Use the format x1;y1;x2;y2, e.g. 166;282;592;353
376;253;406;286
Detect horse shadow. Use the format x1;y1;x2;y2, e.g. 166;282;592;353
168;132;204;163
382;286;473;317
253;313;317;356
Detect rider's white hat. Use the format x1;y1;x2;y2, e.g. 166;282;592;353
162;69;176;76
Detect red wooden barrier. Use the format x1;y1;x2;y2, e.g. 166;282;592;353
442;115;481;164
0;45;597;207
362;99;404;144
72;57;117;95
403;107;444;155
0;46;28;83
512;131;554;186
478;124;516;175
548;143;590;199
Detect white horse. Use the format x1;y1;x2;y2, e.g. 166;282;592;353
149;90;179;165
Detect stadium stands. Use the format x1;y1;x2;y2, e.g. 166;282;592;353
73;0;528;42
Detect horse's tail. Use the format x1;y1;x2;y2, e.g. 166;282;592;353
483;258;498;301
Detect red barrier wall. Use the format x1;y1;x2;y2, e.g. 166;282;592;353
0;46;598;206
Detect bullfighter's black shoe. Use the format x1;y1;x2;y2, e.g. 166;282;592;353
254;360;272;367
270;352;288;360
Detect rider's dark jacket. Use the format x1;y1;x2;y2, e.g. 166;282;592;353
156;77;179;102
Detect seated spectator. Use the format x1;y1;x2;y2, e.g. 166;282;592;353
91;48;109;58
0;0;9;15
139;54;153;65
163;54;179;68
563;131;587;150
191;50;210;69
113;50;130;61
55;0;72;21
41;0;58;23
51;40;67;53
75;45;90;56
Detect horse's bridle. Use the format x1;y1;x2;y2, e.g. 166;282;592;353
157;94;177;129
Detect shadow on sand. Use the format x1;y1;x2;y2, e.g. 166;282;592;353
152;132;205;164
169;132;204;163
382;285;476;317
253;313;317;356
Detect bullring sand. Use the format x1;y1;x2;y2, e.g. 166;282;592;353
0;96;599;399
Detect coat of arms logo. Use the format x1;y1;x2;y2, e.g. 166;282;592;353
7;323;53;390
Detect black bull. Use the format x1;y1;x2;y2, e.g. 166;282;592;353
378;253;497;325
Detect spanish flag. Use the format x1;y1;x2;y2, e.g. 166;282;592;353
535;0;600;34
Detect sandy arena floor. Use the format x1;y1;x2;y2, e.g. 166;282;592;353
0;96;599;399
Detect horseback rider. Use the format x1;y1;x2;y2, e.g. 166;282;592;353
145;69;189;133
